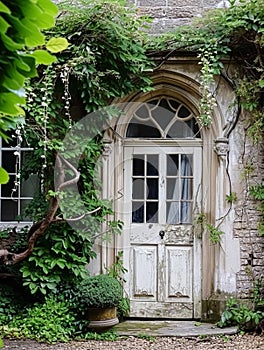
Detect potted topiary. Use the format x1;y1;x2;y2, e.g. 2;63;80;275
75;274;122;331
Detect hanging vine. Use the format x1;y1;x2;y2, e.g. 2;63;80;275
150;0;263;131
1;0;264;292
148;0;264;237
0;0;154;295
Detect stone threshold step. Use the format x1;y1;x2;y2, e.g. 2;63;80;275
114;320;237;337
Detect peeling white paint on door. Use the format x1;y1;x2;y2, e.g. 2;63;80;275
123;144;202;318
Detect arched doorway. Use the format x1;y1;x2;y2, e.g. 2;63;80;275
120;97;203;318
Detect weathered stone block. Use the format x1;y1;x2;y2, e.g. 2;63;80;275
165;7;198;18
167;0;201;6
255;267;264;273
253;259;263;266
240;251;251;259
203;0;223;7
254;253;264;259
149;18;191;33
137;0;166;6
138;6;198;19
240;238;254;244
137;7;167;18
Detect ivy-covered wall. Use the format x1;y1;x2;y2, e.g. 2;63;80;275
114;0;264;312
232;123;264;299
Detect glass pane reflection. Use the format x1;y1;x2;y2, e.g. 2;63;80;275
132;202;144;223
166;202;179;224
1;200;17;221
167;178;179;200
167;154;179;176
133;155;144;176
146;202;158;223
147;178;158;199
132;178;144;199
147;155;158;176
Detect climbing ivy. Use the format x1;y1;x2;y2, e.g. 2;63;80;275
13;0;153;295
3;0;264;294
195;214;224;245
150;0;264;131
149;0;264;236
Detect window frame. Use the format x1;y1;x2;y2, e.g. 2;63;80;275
125;97;201;139
0;135;37;223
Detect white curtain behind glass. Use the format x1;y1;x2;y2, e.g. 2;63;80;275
167;155;192;224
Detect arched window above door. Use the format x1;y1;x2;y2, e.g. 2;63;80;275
126;97;201;139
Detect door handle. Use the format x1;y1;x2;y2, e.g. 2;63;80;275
159;230;165;239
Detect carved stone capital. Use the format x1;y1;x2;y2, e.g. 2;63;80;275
102;140;112;158
214;137;229;157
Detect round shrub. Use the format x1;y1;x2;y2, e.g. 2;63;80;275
75;274;122;309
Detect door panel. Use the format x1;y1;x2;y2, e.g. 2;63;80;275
124;145;201;318
132;245;157;299
165;246;192;301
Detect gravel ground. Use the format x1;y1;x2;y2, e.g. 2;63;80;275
2;334;264;350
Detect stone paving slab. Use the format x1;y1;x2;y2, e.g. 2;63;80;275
114;320;238;337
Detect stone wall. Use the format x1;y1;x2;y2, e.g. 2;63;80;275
231;118;264;299
127;0;231;32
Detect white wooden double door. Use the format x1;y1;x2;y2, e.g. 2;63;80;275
123;144;202;318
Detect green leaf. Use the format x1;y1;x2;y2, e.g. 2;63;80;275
22;1;55;29
0;167;9;184
29;283;39;294
19;55;38;77
46;282;57;290
0;92;25;115
0;114;24;137
18;1;56;29
18;0;43;18
57;260;65;269
248;12;255;21
32;50;57;65
42;266;49;274
36;13;55;30
3;67;25;90
1;32;23;50
21;269;31;278
20;18;45;47
0;1;11;14
46;37;69;53
37;0;58;17
14;56;31;72
50;260;57;269
0;16;10;33
40;287;47;294
8;13;35;39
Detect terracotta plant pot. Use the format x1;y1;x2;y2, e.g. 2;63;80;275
86;306;119;331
